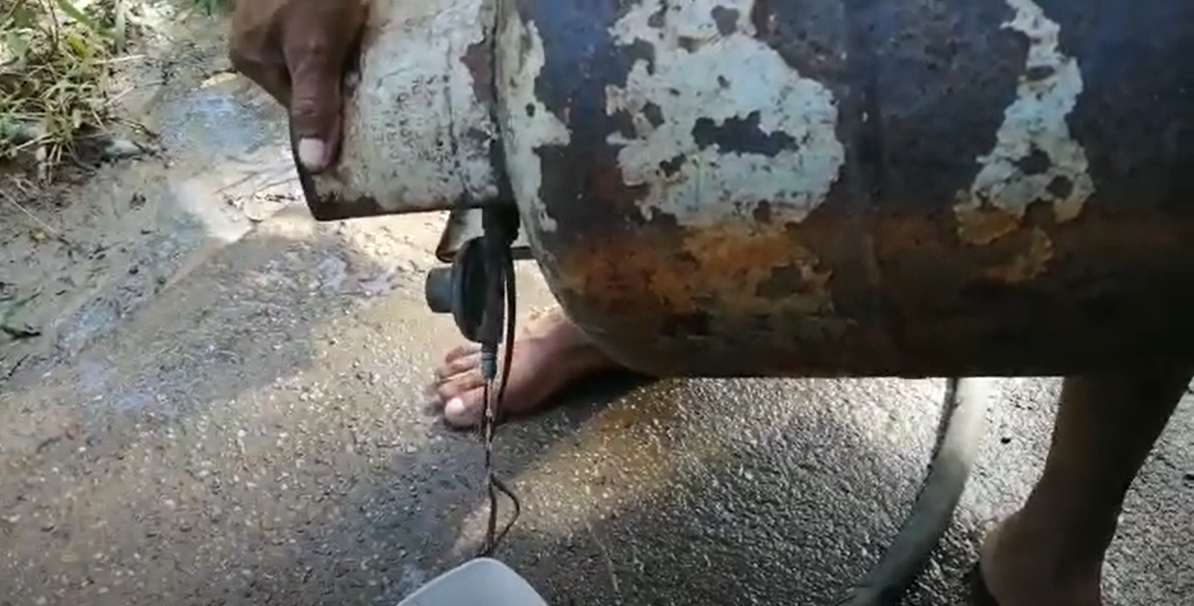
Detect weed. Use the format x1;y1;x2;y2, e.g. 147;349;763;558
0;0;223;180
1;1;127;174
195;0;229;15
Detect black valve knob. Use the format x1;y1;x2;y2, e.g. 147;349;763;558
424;266;454;314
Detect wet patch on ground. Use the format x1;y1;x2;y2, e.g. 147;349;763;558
1;208;1190;605
0;15;299;381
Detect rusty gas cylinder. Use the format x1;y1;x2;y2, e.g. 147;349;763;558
299;0;1194;377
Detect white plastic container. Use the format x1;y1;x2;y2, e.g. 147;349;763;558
396;558;549;606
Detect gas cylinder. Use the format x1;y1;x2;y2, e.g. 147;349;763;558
299;0;1194;377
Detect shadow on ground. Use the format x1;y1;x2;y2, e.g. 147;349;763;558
0;206;952;606
1;206;1191;606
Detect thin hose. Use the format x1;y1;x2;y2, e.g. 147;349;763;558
837;376;993;606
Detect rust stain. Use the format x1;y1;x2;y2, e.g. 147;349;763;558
553;217;833;316
983;226;1054;283
1053;197;1084;223
679;222;832;313
953;197;1022;245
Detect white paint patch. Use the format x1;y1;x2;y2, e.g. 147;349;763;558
962;0;1093;223
311;0;500;213
497;19;571;233
607;0;845;225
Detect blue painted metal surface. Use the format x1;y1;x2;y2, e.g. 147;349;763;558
302;0;1194;377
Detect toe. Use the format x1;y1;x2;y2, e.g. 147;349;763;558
443;391;485;428
443;343;481;363
435;368;485;405
436;350;480;380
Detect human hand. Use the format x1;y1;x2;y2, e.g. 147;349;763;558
229;0;368;172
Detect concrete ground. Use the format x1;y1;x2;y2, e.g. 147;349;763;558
3;206;1193;606
1;25;1192;606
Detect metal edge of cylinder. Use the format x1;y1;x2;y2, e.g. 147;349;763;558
289;0;508;223
288;122;396;222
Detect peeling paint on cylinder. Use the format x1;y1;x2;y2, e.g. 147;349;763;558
296;0;1194;377
603;0;846;227
953;0;1093;248
503;0;1194;377
496;16;571;235
298;0;502;219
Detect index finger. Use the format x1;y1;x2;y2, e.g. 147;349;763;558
282;9;365;172
286;48;343;172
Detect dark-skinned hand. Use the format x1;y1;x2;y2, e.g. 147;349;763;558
229;0;368;172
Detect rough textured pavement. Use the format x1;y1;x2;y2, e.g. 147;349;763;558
2;204;1192;606
1;66;1192;606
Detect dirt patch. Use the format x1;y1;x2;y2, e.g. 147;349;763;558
0;5;302;381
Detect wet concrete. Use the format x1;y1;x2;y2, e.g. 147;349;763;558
1;200;1192;605
1;22;299;380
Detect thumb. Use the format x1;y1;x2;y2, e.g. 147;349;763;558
286;42;344;173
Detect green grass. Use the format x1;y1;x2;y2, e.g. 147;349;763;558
0;0;224;179
196;0;228;14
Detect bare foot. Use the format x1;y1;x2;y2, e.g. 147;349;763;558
429;308;618;428
978;513;1103;606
